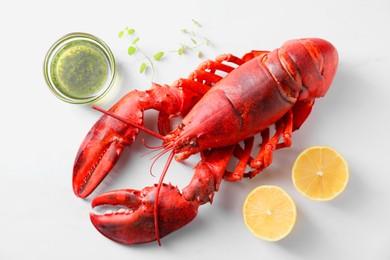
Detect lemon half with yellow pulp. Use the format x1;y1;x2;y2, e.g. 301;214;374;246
243;185;297;241
292;146;349;201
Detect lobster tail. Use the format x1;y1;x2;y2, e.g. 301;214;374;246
281;38;338;100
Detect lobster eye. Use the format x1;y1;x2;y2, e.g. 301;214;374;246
177;123;185;130
182;137;197;148
188;138;197;147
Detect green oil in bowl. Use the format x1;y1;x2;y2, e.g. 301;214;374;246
44;33;116;104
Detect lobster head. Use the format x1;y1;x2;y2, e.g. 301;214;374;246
281;38;339;100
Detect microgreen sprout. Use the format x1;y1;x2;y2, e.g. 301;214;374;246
118;20;211;81
118;27;164;79
173;19;211;58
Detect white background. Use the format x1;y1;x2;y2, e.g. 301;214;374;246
1;0;390;259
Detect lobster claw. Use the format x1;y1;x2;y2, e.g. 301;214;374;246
90;184;200;245
73;91;144;198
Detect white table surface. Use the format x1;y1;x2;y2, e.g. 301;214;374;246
1;0;390;259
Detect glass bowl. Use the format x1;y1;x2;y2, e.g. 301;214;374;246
44;32;116;104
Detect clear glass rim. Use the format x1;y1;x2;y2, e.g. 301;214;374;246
43;32;116;104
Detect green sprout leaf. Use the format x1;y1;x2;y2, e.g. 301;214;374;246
192;19;201;27
128;46;136;55
178;46;185;55
140;62;147;73
127;28;135;35
154;51;164;61
118;30;124;38
132;37;140;45
205;38;210;46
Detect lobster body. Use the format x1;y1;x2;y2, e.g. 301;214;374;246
168;52;297;154
73;38;338;245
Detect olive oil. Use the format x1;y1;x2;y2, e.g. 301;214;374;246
51;40;108;99
44;33;116;104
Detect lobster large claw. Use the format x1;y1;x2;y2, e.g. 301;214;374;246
90;184;200;245
73;91;145;198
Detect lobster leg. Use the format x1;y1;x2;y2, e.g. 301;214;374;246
216;53;246;65
224;110;293;181
223;110;294;181
291;99;315;131
276;109;293;149
223;138;254;182
224;100;314;181
245;110;294;178
242;50;270;62
189;53;245;86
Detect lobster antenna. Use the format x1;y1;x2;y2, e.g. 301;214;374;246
92;106;165;140
154;150;175;246
141;139;165;150
148;146;172;177
139;139;166;162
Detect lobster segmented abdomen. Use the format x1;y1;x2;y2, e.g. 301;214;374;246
280;38;338;99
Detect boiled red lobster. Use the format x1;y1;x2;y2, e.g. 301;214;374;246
73;38;338;245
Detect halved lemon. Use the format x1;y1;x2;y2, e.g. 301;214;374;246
292;146;349;201
243;185;297;241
